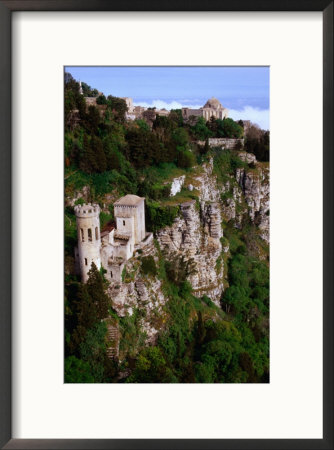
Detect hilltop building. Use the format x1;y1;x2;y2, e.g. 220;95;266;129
182;97;228;122
121;97;134;113
74;195;152;284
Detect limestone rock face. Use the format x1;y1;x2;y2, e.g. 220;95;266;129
194;158;221;203
170;175;185;196
238;151;257;164
236;163;270;242
157;200;224;306
107;240;168;343
66;185;90;207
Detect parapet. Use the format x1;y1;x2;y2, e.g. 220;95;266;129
74;203;100;218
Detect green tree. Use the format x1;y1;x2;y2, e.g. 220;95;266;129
191;117;213;140
107;96;128;122
65;356;95;383
141;255;157;276
177;149;195;169
86;263;110;320
126;347;177;383
172;127;189;148
97;94;107;105
219;118;244;138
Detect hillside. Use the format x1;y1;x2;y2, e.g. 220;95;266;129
64;76;270;383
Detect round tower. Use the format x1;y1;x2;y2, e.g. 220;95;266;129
74;203;101;283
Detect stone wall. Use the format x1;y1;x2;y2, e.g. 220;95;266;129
198;138;244;149
85;97;97;106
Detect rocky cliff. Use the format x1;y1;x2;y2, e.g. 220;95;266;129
107;150;269;345
157;199;224;306
69;150;269;347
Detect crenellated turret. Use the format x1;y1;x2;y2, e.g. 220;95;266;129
74;203;101;282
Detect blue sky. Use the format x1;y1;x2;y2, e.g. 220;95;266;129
65;66;270;129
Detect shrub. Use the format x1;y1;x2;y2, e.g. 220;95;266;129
146;201;180;232
141;256;157;276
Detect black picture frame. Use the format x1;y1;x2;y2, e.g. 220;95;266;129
0;1;333;449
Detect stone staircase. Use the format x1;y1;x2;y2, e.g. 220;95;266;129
106;322;119;359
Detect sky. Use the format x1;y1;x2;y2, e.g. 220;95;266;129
65;66;270;130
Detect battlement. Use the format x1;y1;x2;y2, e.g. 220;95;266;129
74;203;100;218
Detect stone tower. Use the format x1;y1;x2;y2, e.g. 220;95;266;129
74;203;101;283
79;80;83;95
114;195;146;244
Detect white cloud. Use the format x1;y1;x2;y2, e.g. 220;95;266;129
133;100;270;130
228;106;270;130
134;99;202;111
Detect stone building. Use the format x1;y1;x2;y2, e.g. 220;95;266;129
121;97;134;113
182;97;228;122
74;203;102;283
84;97;97;106
75;195;151;284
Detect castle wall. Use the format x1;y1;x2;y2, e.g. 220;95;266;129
114;200;146;245
108;262;124;284
101;245;125;283
208;138;244;149
85;97;97;106
136;200;146;243
197;138;244;149
182;108;203;120
113;240;132;261
116;216;135;239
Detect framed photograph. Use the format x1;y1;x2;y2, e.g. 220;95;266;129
0;1;332;449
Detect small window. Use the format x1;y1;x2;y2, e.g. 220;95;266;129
95;227;98;240
123;220;125;226
84;258;88;266
80;228;84;242
88;228;92;242
110;271;113;278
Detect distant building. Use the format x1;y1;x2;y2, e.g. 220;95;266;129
85;97;97;106
155;108;169;117
121;97;134;113
182;97;228;122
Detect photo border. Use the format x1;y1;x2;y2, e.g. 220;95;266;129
0;1;333;449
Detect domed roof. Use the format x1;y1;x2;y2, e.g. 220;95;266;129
203;97;223;109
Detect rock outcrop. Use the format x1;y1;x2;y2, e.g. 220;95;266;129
70;150;269;346
157;200;224;306
235;163;270;241
169;175;185;196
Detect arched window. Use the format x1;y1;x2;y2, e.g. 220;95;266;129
95;227;98;240
84;258;88;266
123;220;125;226
110;271;113;278
80;228;84;242
88;228;92;242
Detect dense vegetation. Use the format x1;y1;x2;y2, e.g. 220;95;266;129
64;73;269;383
